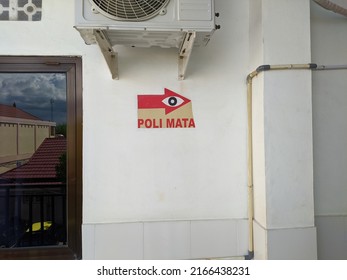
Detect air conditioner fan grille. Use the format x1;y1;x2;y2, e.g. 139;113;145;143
90;0;170;21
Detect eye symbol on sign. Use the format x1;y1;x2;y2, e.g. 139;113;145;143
162;96;184;107
138;88;191;115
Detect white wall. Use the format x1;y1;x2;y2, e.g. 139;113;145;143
0;0;251;259
5;0;345;260
82;0;249;224
311;2;347;259
82;0;250;259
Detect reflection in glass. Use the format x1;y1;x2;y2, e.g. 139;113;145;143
0;73;67;248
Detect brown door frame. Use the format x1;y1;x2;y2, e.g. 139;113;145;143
0;56;82;259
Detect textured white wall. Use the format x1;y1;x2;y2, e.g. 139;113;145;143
81;0;250;223
311;0;347;215
311;1;347;259
0;0;251;259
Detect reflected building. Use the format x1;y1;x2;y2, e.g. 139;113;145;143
0;103;56;174
0;104;65;248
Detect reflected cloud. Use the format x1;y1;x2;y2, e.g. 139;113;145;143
0;73;67;123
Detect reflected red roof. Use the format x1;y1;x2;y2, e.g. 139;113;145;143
1;137;66;181
0;103;40;120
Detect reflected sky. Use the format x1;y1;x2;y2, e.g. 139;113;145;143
0;73;66;124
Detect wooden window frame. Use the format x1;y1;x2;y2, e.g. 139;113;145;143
0;56;82;259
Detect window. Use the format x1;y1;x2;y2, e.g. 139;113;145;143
0;56;82;259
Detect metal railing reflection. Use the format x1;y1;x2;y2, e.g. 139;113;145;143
0;184;66;248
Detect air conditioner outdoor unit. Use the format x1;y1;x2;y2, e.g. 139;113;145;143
75;0;218;79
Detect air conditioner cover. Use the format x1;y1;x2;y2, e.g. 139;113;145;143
89;0;171;21
75;0;216;48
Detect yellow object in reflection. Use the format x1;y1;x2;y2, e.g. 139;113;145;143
26;221;52;232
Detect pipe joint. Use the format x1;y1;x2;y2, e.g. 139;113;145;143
256;64;271;73
244;250;254;260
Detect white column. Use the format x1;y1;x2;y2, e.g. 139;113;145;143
249;0;317;259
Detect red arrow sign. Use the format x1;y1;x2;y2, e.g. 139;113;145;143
138;88;191;115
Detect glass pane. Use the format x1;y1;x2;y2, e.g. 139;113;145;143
0;73;67;248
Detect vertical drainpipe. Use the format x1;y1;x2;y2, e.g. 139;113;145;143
244;70;257;260
245;63;318;260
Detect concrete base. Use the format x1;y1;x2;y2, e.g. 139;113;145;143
254;221;317;260
82;219;249;260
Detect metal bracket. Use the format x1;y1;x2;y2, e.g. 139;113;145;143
93;29;196;80
94;29;119;80
178;31;196;80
